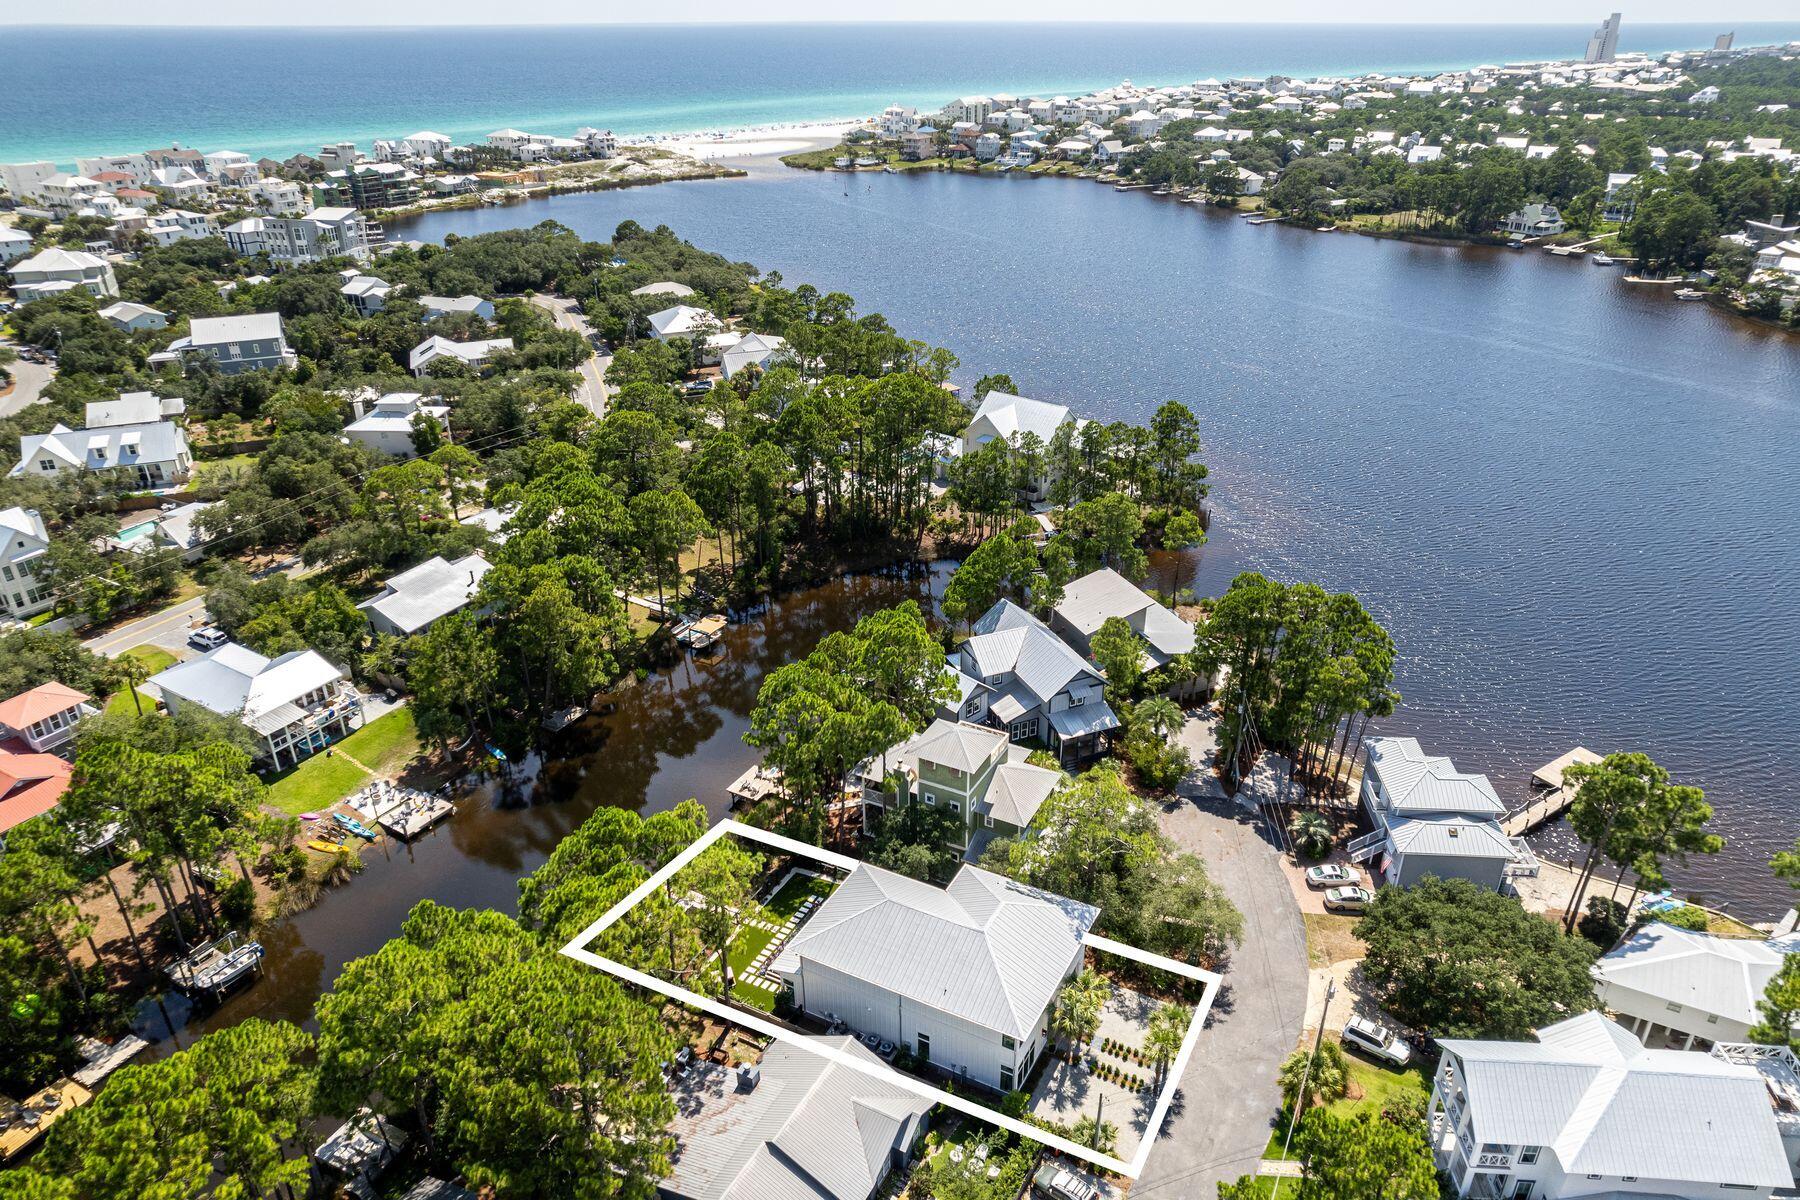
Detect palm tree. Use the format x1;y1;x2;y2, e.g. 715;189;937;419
1051;968;1110;1056
118;653;151;717
1135;695;1184;742
1288;810;1335;861
1143;1001;1192;1086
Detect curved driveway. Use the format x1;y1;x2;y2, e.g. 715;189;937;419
1134;723;1308;1197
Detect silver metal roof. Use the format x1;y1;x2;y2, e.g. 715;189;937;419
1365;736;1506;818
1593;924;1790;1028
771;862;1097;1039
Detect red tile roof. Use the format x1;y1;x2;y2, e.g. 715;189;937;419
0;751;72;832
0;682;90;731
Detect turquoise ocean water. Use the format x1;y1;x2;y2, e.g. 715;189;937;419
6;22;1800;166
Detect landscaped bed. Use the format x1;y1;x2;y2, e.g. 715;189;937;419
764;870;835;920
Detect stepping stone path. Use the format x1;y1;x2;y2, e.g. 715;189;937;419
741;894;823;990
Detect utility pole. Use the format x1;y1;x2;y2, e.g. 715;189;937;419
1272;978;1335;1200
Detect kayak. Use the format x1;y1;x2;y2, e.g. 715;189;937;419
333;813;376;841
307;839;347;854
486;743;509;763
299;812;321;821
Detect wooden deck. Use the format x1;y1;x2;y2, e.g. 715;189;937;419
1502;747;1602;837
1;1079;92;1162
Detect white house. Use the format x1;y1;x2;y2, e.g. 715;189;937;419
223;208;378;264
647;304;721;342
771;861;1097;1094
960;599;1117;764
961;390;1081;500
1592;923;1795;1049
1500;202;1566;237
629;280;695;300
719;332;788;379
340;274;392;317
1349;735;1529;889
158;312;296;374
660;1037;932;1200
246;178;309;216
10;414;192;488
1690;85;1721;104
419;294;496;321
358;554;491;638
150;642;363;769
99;301;167;333
8;248;118;302
0;683;97;753
409;335;513;377
1430;1012;1794;1200
85;391;184;428
344;392;449;458
1050;567;1198;672
0;507;53;619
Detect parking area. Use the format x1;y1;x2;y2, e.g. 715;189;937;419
1280;852;1371;916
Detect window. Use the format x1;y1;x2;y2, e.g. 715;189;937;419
916;1033;930;1061
1509;1185;1533;1200
1706;1013;1719;1024
963;699;981;718
1001;1035;1015;1050
948;799;961;815
1665;1001;1683;1013
923;793;936;807
1000;1065;1014;1091
984;814;994;829
227;343;241;357
1518;1147;1539;1166
2;568;11;582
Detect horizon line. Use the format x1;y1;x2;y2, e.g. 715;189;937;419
1;17;1789;29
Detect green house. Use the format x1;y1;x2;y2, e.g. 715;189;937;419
857;719;1062;862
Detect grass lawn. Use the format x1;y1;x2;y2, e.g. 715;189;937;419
264;754;371;817
334;707;423;775
726;923;777;981
103;646;176;717
1264;1052;1433;1159
1302;913;1364;967
764;872;835;922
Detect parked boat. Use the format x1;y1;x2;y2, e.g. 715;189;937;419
167;931;264;999
1507;240;1524;248
1592;253;1614;265
1674;287;1708;301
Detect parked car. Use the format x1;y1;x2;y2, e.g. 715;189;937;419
1034;1163;1100;1200
1341;1016;1412;1067
189;626;228;650
1305;863;1357;889
1323;885;1373;913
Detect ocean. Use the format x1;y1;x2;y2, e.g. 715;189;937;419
6;21;1800;166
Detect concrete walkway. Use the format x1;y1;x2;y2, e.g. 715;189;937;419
1134;716;1309;1197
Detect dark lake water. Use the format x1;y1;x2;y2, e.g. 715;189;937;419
395;162;1799;916
146;156;1799;1055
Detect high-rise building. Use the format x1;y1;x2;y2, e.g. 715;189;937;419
1585;12;1622;63
1714;32;1735;52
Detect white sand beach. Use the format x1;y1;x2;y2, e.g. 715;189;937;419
631;118;870;160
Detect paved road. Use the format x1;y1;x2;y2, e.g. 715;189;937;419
1134;718;1309;1198
529;294;610;416
0;347;54;416
82;595;209;658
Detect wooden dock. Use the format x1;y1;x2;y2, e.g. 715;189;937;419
0;1080;92;1162
1501;747;1602;837
379;795;455;840
728;763;782;810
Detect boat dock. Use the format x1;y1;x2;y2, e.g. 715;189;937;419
167;930;264;998
673;613;728;652
1;1079;92;1163
728;763;782;810
1501;747;1602;837
379;794;455;840
70;1034;148;1088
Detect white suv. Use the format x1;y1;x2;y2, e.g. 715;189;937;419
1342;1016;1412;1067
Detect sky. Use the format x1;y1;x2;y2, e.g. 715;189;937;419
5;2;1796;24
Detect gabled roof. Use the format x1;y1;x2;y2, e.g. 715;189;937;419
9;247;107;276
983;761;1062;828
0;683;90;731
150;643;343;723
1385;813;1518;861
0;750;72;833
10;420;189;477
648;305;719;338
357;554;491;635
408;335;513;371
891;718;1007;775
771;862;1096;1039
662;1037;931;1200
1055;567;1195;664
1365;736;1505;818
629;280;695;297
0;507;49;546
1437;1013;1792;1189
1592;923;1791;1028
968;390;1075;446
963;601;1101;708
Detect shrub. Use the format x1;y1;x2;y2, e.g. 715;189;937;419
1652;904;1711;932
1577;896;1628;948
219;876;256;926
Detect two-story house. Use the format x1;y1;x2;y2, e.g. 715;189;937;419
10;410;193;488
856;718;1062;862
960;599;1117;764
0;748;73;835
771;861;1097;1094
0;507;54;619
1430;1011;1793;1200
1348;735;1530;890
1050;567;1202;694
1591;922;1795;1050
7;247;118;302
0;683;97;752
960;391;1083;501
343;392;450;459
155;312;297;375
150;642;363;769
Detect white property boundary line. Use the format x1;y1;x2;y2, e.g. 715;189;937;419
559;818;1222;1179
